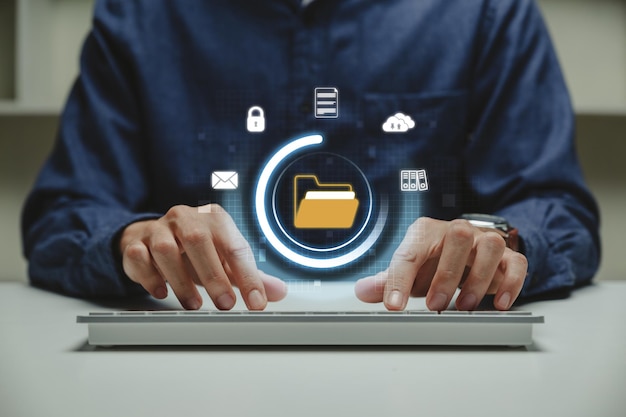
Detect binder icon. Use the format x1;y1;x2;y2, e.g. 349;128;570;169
293;174;359;229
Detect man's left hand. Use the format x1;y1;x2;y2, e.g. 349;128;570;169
354;217;528;311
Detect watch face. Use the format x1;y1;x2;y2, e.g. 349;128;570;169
460;213;511;231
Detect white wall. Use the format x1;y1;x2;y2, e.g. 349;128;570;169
538;0;626;114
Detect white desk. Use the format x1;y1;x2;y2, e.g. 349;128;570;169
1;280;625;417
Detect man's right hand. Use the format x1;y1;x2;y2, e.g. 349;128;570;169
119;204;287;310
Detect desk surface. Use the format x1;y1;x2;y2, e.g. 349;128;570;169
1;280;625;417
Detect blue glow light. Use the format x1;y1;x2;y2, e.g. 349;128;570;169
254;134;387;269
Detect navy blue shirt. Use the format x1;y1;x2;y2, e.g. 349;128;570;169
22;0;600;300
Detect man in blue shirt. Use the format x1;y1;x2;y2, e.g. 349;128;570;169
22;0;600;312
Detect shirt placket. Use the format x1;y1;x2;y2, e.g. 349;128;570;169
288;6;326;131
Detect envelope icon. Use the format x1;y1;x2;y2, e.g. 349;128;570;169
293;174;359;229
211;171;238;190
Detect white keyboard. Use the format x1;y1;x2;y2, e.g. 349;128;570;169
77;310;544;347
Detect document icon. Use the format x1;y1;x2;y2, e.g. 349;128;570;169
211;171;238;190
293;174;359;229
314;87;339;118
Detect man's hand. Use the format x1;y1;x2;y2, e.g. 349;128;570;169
119;204;287;310
355;217;527;311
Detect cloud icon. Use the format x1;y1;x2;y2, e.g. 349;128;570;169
382;113;415;133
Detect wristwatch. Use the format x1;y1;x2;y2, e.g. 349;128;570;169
460;213;520;252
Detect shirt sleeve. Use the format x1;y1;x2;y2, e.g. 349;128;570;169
21;1;158;298
466;0;601;299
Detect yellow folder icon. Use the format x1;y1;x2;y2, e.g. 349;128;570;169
293;174;359;229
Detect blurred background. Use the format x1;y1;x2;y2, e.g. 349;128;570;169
1;0;624;282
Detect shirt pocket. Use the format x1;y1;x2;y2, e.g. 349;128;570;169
362;90;469;156
359;91;469;219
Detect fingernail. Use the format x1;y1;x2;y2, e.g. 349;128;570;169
216;293;235;310
187;298;201;310
457;293;477;311
154;286;167;299
248;289;266;310
429;292;448;311
498;292;511;310
387;290;404;310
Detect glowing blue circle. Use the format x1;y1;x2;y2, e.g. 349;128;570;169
254;134;387;269
270;154;373;253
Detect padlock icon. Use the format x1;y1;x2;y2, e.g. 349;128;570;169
246;106;265;133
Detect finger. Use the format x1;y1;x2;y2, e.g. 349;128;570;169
427;220;474;311
455;232;506;310
166;205;235;310
222;263;287;303
384;218;440;310
211;213;267;310
148;225;202;310
354;271;388;303
410;257;439;298
259;271;288;302
122;241;168;299
176;226;238;311
356;259;438;303
494;250;528;310
485;266;505;294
